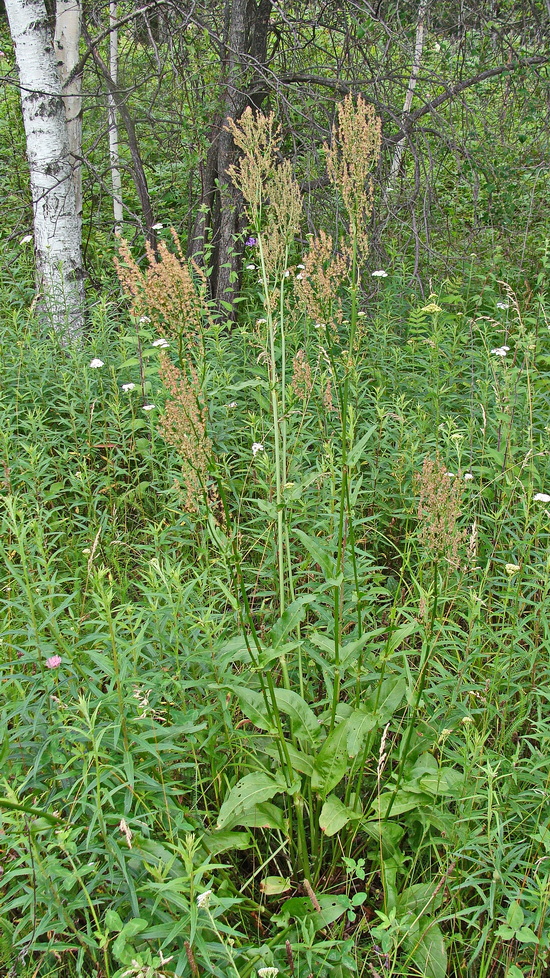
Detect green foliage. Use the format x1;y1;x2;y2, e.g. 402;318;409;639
2;81;550;976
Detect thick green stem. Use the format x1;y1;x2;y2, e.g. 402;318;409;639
330;234;359;730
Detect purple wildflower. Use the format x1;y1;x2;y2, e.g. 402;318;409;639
45;655;62;669
245;236;257;246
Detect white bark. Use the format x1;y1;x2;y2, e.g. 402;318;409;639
6;0;85;339
109;0;123;229
54;0;82;218
388;0;429;187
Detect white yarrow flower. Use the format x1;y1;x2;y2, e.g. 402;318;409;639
252;442;264;456
151;222;164;230
372;269;388;277
296;273;303;280
139;315;151;324
121;383;136;392
505;563;520;575
142;404;156;412
197;890;212;909
89;358;104;368
258;969;279;978
297;264;305;269
496;301;509;310
152;338;169;348
464;472;474;481
490;347;508;356
533;492;550;503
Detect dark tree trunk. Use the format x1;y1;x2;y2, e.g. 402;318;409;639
189;0;272;316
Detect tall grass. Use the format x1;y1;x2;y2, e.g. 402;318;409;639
1;105;550;978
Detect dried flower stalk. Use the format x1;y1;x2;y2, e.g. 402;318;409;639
115;231;206;345
295;230;348;327
325;94;381;258
415;456;466;568
157;353;215;514
226;107;302;275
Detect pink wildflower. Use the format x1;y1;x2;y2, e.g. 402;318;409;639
45;655;62;669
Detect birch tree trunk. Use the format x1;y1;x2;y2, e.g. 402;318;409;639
108;0;123;230
54;0;82;218
387;0;429;188
6;0;85;339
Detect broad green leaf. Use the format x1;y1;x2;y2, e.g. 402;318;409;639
347;425;377;467
112;918;148;960
346;708;377;757
372;789;432;818
105;910;124;933
260;876;292;895
227;685;273;731
313;893;350;929
405;918;447;978
268;596;314;649
398;882;443;915
310;631;335;656
311;718;352;794
507;900;524;930
274;688;321;743
362;820;405;857
340;632;376;668
294;529;336;581
278;894;349;931
418;767;464;796
217;773;284;830
386;620;420;654
319;794;361;837
515;926;538;943
372;677;407;724
237;801;286;832
201;831;251;855
264;741;314;777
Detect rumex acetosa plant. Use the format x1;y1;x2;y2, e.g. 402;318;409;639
115;232;216;516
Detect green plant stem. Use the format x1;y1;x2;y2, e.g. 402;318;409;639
331;233;359;731
384;562;438;822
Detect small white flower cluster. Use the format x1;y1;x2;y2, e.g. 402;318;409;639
252;442;264;456
496;301;509;310
490;345;510;357
534;492;550;503
89;358;104;368
196;890;212;909
372;269;388;278
152;337;169;348
121;383;136;392
142;404;155;412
